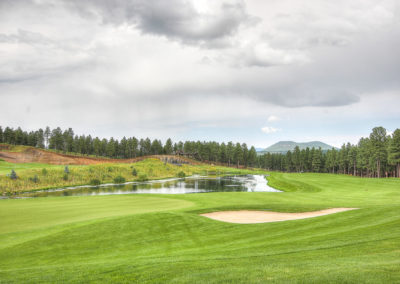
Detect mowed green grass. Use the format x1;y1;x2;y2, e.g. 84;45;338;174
1;173;400;283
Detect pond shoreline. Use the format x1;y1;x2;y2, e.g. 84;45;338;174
2;174;281;199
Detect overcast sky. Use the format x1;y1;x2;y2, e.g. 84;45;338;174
1;0;399;147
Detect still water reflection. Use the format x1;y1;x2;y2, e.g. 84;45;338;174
16;175;281;198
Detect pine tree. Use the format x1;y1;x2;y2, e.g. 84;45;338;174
44;126;51;149
36;128;45;148
226;142;234;166
312;147;322;172
388;129;400;177
369;127;388;178
234;143;243;168
348;146;358;176
293;146;301;172
248;146;257;167
241;143;249;167
164;138;173;155
10;169;18;180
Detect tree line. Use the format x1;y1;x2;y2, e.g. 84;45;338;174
0;125;399;177
0;126;258;167
258;127;400;178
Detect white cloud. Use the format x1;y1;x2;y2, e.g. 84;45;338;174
0;0;399;145
267;115;280;122
261;126;281;134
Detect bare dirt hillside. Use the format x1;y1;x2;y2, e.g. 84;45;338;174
0;146;199;165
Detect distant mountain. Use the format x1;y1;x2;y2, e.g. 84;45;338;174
257;141;337;154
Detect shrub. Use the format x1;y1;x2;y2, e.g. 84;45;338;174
10;170;18;180
64;166;70;174
42;168;48;175
90;179;101;186
137;174;148;182
132;168;137;176
63;173;69;181
177;171;186;178
113;176;126;183
107;167;113;172
29;175;39;183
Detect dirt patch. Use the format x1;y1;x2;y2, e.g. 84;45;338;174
200;208;358;224
0;144;10;151
0;147;200;165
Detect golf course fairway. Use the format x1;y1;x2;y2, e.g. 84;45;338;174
1;172;400;283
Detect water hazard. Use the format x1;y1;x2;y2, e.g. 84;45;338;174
14;175;281;198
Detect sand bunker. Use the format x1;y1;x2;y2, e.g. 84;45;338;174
200;208;358;224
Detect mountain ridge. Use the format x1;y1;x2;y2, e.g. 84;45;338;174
258;141;337;154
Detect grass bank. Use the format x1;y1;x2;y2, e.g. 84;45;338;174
0;172;399;283
0;158;260;195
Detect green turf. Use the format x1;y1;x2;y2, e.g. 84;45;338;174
0;161;62;175
1;172;400;283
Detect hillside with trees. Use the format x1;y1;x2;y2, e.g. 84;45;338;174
0;126;399;177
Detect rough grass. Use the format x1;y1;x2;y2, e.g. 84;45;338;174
0;144;29;152
0;172;399;283
0;161;62;175
0;159;259;194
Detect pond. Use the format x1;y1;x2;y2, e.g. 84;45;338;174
11;175;281;198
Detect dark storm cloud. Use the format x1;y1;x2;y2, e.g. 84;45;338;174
65;0;252;45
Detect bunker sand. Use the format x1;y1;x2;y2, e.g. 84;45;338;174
201;208;358;224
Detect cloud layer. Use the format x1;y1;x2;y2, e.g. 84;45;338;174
0;0;399;145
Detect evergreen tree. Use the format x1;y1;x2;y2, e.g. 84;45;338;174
348;146;358;176
44;126;51;149
14;127;24;145
151;139;163;155
388;129;400;177
93;137;101;156
241;143;249;167
63;128;74;152
369;127;388;178
357;138;370;177
120;137;128;158
10;169;18;180
226;142;234;166
219;142;227;163
106;138;115;157
285;151;293;172
49;127;63;150
339;144;348;174
312;147;322;172
293;146;301;172
248;146;257;167
36;128;45;148
234;143;243;167
164;138;173;155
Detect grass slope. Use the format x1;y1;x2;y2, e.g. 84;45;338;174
0;161;62;175
0;159;256;194
0;173;400;283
